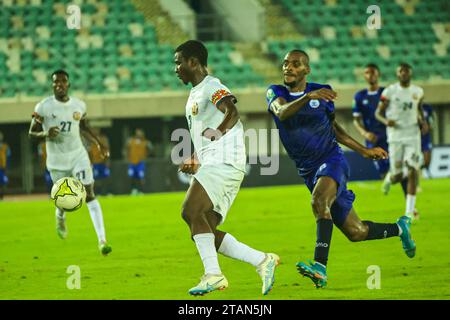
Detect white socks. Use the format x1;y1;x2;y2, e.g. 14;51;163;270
193;233;222;275
87;199;106;243
406;194;416;218
55;207;65;219
218;233;266;267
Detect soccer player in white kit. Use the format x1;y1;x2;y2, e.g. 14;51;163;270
28;70;112;256
174;40;279;296
376;63;429;222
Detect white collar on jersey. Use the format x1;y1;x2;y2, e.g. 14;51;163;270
191;75;212;91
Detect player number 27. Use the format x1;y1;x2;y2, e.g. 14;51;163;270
60;121;72;132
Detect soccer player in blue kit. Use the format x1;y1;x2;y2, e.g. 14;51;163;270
352;64;390;178
266;50;416;288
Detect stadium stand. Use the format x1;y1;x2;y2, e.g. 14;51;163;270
265;0;450;84
0;0;264;97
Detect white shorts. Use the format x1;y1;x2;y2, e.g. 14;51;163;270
389;138;423;175
193;164;245;225
49;151;94;185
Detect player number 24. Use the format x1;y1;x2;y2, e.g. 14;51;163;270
402;102;413;111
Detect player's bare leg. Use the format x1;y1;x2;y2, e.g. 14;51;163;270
338;208;415;258
297;176;336;288
205;211;279;295
85;184;111;256
182;179;227;296
406;165;419;220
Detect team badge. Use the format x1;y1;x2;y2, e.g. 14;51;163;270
266;89;275;101
309;99;320;108
363;99;368;105
191;102;199;116
412;94;418;100
73;112;81;120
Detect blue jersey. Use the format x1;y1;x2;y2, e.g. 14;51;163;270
421;103;433;151
266;82;342;176
352;87;386;139
422;103;433;125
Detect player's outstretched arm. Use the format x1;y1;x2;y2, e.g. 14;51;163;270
333;120;388;160
270;88;337;121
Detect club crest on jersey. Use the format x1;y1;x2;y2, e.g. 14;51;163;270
73;112;81;120
412;94;418;100
191;102;199;116
309;99;320;108
363;99;368;105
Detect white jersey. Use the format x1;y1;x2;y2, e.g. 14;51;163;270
34;96;88;171
185;75;246;171
381;82;424;142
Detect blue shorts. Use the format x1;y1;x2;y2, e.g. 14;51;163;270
128;162;145;179
301;154;355;227
367;137;390;177
421;134;432;152
0;169;8;186
93;164;111;179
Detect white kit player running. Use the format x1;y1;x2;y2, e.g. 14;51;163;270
376;63;429;221
174;40;279;296
28;70;112;255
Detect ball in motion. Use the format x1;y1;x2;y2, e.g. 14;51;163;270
51;177;86;212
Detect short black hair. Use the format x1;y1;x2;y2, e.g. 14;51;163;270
51;69;69;79
365;63;380;72
175;40;208;67
398;62;412;70
288;49;310;65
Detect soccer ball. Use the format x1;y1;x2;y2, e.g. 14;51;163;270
51;177;86;212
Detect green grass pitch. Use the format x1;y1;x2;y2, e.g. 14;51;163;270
1;178;450;300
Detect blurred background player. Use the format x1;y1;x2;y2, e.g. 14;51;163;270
421;103;434;179
37;141;52;195
352;63;390;179
88;128;111;196
124;128;152;195
376;63;429;222
28;69;112;255
175;40;279;296
0;131;11;200
267;50;415;288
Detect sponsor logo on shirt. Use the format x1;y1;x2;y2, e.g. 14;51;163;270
73;112;81;120
309;99;320;108
211;89;231;106
363;99;368;105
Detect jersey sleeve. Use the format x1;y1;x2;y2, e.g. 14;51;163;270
266;85;285;112
380;86;392;101
80;100;87;117
32;101;44;123
418;87;424;101
352;92;361;117
205;81;236;107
